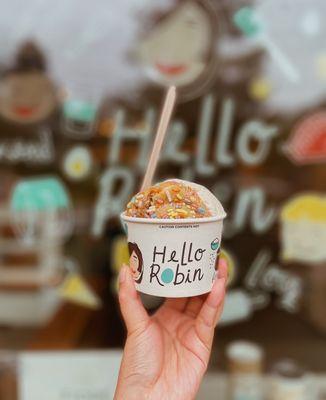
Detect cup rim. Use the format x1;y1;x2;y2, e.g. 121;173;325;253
120;211;226;224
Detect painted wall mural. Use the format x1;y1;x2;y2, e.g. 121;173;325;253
0;0;325;338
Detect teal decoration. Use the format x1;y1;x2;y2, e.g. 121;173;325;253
11;177;71;212
161;268;174;284
63;100;97;123
233;7;262;37
211;238;220;251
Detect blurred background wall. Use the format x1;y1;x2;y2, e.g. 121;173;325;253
0;0;325;398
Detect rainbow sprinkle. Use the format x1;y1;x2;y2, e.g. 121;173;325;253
125;180;211;219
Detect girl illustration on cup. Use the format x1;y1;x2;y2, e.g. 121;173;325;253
128;242;144;284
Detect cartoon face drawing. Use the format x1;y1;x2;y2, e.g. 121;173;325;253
0;72;57;124
0;42;57;124
138;1;213;87
128;242;144;283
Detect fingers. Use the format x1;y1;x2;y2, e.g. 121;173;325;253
185;258;228;319
163;297;189;312
195;276;225;348
214;298;225;327
118;264;150;335
184;295;205;318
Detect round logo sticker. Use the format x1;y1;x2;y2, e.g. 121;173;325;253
211;237;220;251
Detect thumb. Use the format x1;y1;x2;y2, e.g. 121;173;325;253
118;264;150;335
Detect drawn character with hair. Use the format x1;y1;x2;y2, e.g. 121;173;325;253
128;242;144;284
0;41;57;124
137;1;215;88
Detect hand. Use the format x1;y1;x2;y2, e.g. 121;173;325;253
114;260;227;400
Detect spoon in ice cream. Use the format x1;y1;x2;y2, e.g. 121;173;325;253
141;86;177;191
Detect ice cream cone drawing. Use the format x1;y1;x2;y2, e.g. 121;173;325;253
283;111;326;165
233;6;300;83
280;194;326;263
137;1;214;87
0;41;57;124
59;259;101;309
10;177;73;245
62;97;98;138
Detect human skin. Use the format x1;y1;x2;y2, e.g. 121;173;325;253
114;259;227;400
129;250;140;280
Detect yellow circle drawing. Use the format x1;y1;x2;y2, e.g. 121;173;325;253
111;235;130;274
248;77;272;101
219;248;237;287
316;53;326;80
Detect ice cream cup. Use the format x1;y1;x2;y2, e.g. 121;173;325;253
120;212;226;297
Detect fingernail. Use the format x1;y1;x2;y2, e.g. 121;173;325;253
119;265;127;284
219;258;227;270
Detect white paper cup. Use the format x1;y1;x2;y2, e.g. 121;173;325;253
120;213;226;297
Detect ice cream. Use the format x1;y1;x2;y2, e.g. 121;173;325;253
122;179;226;297
125;179;225;219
